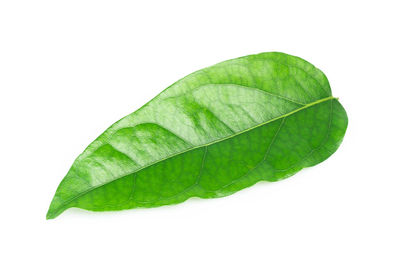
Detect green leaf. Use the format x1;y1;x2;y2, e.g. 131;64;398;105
47;52;348;219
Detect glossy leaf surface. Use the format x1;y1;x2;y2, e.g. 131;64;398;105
47;52;348;219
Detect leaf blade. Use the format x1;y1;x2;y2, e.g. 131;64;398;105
47;52;347;219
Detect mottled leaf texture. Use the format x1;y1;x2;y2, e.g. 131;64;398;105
47;52;348;219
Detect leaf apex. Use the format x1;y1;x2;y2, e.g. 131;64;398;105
46;196;66;220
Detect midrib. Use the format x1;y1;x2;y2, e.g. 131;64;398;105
50;95;336;217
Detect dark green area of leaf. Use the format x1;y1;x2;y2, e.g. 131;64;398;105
47;52;348;219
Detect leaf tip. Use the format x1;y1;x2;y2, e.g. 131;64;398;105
46;196;66;220
46;206;58;220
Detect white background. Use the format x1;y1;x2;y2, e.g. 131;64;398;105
1;0;399;267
